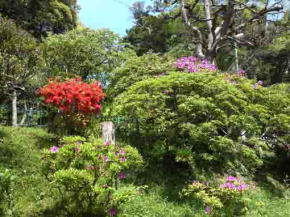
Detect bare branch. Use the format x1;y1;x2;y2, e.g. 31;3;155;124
234;5;283;32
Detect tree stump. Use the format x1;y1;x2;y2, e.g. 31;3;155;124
101;121;115;145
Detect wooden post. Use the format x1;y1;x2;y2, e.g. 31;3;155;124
12;89;18;127
101;121;115;145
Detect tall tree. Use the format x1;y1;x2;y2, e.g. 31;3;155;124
125;2;193;56
0;0;78;39
0;18;42;126
150;0;283;62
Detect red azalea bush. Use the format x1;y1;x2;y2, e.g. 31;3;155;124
38;78;105;114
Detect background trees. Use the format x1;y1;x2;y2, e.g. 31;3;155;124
151;0;283;62
0;0;78;39
42;28;132;85
0;17;42;126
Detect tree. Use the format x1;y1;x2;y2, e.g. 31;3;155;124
0;17;42;126
42;28;133;85
0;0;78;39
125;2;193;56
238;12;290;84
149;0;283;62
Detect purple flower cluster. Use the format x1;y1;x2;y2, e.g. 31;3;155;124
50;146;59;153
118;172;126;180
220;176;249;191
253;80;263;89
120;156;126;163
175;56;217;72
108;208;117;216
205;206;212;214
226;176;237;182
236;69;246;76
103;156;109;162
104;141;111;146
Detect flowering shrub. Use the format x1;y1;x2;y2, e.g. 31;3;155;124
38;78;105;114
182;176;253;216
175;56;217;72
42;136;143;216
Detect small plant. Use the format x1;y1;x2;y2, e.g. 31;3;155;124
42;136;143;216
182;176;253;216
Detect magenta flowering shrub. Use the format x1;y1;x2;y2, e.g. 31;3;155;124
175;56;217;72
182;176;253;216
42;136;143;217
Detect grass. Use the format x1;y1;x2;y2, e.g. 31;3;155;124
0;126;56;216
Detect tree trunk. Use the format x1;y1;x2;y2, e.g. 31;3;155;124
205;49;217;64
101;121;115;145
12;89;18;127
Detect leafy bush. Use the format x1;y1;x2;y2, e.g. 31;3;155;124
182;176;253;216
41;136;143;216
112;71;289;176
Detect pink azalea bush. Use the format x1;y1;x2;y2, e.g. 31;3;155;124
182;176;253;216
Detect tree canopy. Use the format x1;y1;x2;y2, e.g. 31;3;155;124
0;0;78;39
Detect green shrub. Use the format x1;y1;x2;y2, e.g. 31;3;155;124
112;72;289;176
41;136;143;216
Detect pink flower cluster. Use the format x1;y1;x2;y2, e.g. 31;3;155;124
236;69;246;76
118;172;126;180
220;176;249;191
108;208;117;216
175;56;217;72
50;146;59;153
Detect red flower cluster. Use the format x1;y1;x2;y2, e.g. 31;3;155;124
38;78;105;114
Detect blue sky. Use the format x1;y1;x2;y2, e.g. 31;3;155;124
78;0;152;36
78;0;289;35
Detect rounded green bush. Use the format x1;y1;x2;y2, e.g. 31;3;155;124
112;72;290;176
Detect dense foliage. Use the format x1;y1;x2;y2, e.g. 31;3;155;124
0;0;78;38
112;66;290;176
0;17;43;126
42;28;132;84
